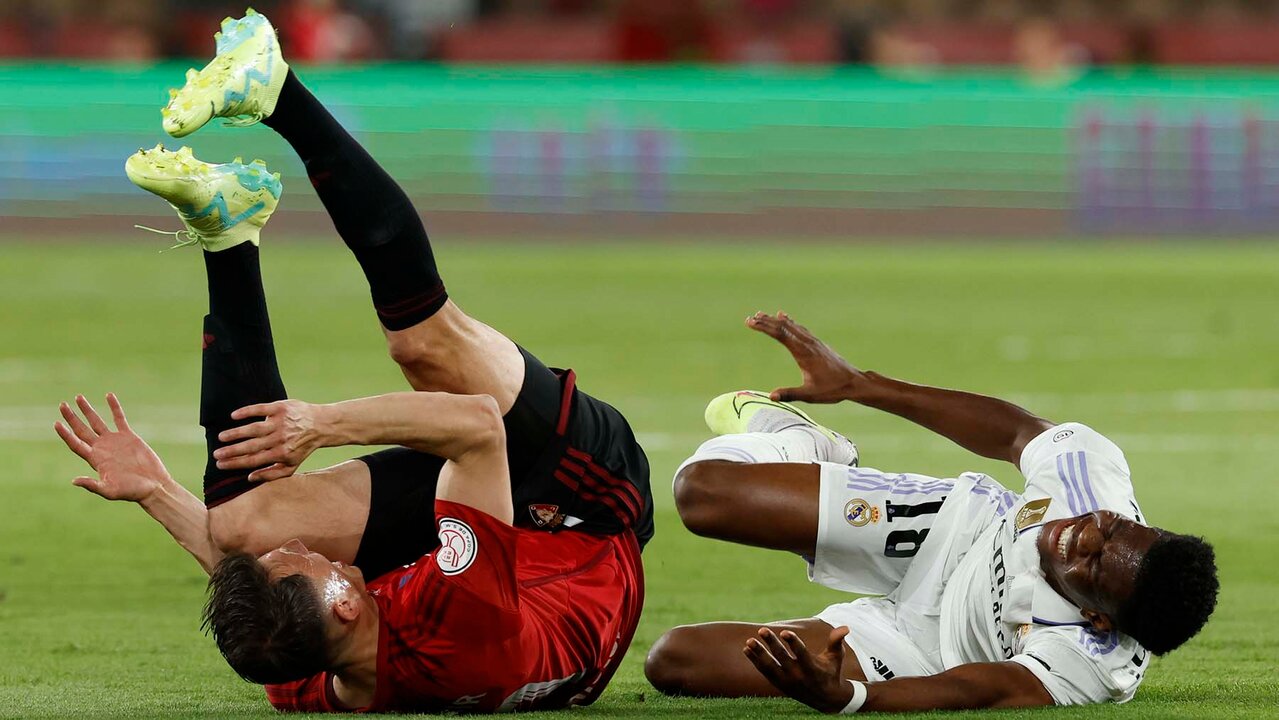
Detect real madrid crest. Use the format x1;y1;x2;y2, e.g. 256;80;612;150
844;498;881;527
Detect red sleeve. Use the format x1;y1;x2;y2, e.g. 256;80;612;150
264;673;341;712
428;500;520;613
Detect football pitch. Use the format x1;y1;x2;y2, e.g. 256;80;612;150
0;239;1275;719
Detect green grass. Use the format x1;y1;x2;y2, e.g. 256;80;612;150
0;240;1276;719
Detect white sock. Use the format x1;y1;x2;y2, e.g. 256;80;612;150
673;430;828;484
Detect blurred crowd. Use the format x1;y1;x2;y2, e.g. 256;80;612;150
5;0;1279;68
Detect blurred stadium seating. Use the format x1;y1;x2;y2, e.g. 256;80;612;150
6;0;1279;65
5;0;1279;240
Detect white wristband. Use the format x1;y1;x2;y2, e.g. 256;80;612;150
840;680;868;714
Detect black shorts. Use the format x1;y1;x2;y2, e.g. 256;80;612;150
352;347;652;579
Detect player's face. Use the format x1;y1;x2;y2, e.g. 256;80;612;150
1037;511;1159;625
258;538;367;601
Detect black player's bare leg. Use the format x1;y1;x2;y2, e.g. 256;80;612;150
674;460;820;556
261;72;523;410
645;618;865;697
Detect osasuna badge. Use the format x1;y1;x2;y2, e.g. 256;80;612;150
1015;498;1052;532
529;503;565;529
436;518;478;575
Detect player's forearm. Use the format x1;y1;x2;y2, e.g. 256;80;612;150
858;662;1052;712
138;479;223;575
850;371;1052;465
318;391;502;460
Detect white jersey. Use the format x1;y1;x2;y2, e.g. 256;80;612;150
938;423;1150;705
806;423;1150;706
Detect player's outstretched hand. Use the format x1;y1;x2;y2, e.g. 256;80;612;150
746;311;863;404
214;399;324;482
54;393;172;502
744;625;855;714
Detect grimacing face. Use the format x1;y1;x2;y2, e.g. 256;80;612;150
1037;510;1160;630
257;538;368;607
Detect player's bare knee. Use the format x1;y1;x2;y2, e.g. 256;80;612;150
672;461;733;538
456;393;505;456
385;330;448;370
644;627;698;695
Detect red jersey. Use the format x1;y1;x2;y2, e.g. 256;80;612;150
264;500;644;713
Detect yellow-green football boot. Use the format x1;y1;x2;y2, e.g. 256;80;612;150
704;390;859;465
162;8;288;138
125;145;282;251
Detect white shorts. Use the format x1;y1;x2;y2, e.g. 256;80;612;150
809;463;1019;680
816;597;943;681
808;462;957;595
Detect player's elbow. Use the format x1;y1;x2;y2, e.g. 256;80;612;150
644;626;700;696
207;501;273;556
672;461;733;539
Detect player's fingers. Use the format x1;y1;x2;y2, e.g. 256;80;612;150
216;449;279;471
230;402;280;421
76;395;110;434
770;386;808;403
248;464;295;482
54;421;93;461
217;420;273;444
747;312;785;339
780;631;819;673
760;628;797;662
60;402;97;443
827;626;851;659
743;638;783;679
106;393;131;432
213;435;275;461
72;476;104;495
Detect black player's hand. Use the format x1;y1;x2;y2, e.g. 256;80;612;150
54;393;172;503
746;311;864;404
214;399;323;482
744;626;855;714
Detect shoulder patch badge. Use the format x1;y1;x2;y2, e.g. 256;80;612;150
1014;498;1052;531
437;518;478;575
844;498;881;527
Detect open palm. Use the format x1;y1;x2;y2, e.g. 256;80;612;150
55;394;171;502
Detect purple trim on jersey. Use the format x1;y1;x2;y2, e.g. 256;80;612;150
1079;627;1120;656
997;491;1019;516
845;468;954;495
1033;616;1090;627
1076;451;1100;510
845;477;954;496
1056;454;1081;515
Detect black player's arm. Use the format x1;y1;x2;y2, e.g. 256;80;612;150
858;662;1054;712
743;627;1053;714
746;312;1052;465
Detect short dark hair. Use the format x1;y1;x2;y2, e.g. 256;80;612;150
202;552;330;684
1116;532;1219;656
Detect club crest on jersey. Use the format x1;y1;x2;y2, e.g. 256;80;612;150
436;518;477;575
844;498;880;527
1014;498;1052;531
528;503;565;529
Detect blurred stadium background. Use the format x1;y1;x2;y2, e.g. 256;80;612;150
10;0;1279;238
3;3;1278;719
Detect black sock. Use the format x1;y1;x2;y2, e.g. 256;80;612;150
200;244;288;507
263;71;447;330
